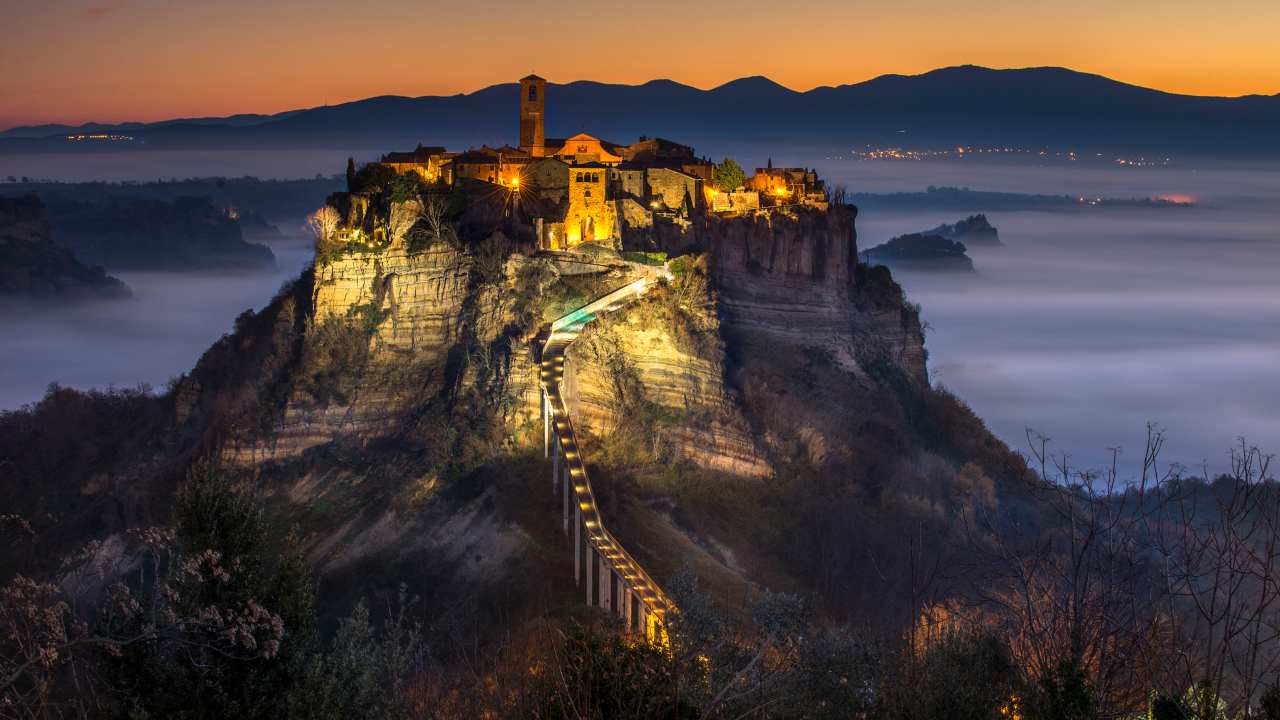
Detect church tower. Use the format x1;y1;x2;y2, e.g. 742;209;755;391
519;74;546;157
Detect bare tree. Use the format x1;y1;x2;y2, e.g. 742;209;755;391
960;426;1172;714
420;194;458;248
306;205;341;245
1151;441;1280;716
1;528;285;719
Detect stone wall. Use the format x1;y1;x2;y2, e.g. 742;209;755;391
646;167;702;213
609;167;645;201
525;158;570;203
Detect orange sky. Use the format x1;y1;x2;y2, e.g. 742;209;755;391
3;0;1278;129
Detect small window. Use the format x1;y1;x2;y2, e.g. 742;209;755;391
591;173;599;183
575;173;583;182
528;86;537;101
584;189;592;198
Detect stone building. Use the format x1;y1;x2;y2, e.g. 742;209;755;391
519;74;547;157
369;73;824;250
563;163;616;245
380;145;450;182
645;167;702;214
750;164;824;204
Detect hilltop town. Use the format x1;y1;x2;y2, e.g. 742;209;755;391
326;74;830;255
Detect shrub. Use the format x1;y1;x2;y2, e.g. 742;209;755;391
1030;658;1099;720
881;628;1017;720
526;624;694;720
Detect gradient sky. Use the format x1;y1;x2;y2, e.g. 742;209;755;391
4;0;1279;129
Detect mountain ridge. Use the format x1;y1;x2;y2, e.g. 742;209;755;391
3;65;1278;155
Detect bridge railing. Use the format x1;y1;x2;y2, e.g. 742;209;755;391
540;271;674;639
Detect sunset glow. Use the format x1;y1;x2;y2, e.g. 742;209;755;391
3;0;1279;129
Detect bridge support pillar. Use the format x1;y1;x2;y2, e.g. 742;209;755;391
542;389;550;458
598;553;611;612
562;466;570;534
622;585;632;629
613;571;624;619
552;436;560;494
573;507;581;583
584;544;594;606
637;603;647;640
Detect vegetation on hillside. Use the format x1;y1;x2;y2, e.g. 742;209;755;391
5;179;1279;720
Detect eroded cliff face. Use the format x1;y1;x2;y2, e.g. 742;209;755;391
562;279;770;478
224;235;543;463
557;205;930;482
705;206;926;384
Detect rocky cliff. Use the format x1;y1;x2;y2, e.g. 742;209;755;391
223;232;544;463
705;205;926;383
562;267;770;478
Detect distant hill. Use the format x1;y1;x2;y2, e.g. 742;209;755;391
919;214;1002;246
2;66;1277;156
863;233;975;272
40;196;277;273
0;195;131;302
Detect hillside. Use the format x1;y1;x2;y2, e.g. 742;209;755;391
6;171;1254;717
0;194;131;301
863;233;976;272
10;194;279;272
0;182;1019;589
3;66;1278;156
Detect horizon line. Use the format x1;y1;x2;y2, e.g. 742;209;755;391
5;63;1278;133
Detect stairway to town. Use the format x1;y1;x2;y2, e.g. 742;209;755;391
538;266;674;639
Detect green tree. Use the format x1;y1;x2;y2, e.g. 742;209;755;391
287;592;424;720
107;464;317;719
711;157;747;192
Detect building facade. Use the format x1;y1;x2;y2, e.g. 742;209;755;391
369;74;823;251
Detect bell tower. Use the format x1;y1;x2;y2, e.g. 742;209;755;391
519;74;546;157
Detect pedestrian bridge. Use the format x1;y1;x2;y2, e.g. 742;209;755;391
539;268;674;639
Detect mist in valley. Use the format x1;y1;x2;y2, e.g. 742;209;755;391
2;149;1277;481
0;225;314;408
818;157;1280;477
